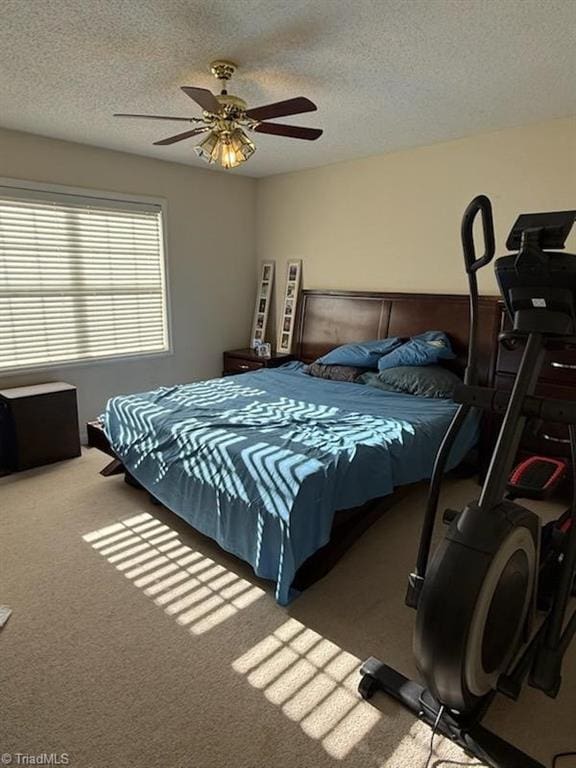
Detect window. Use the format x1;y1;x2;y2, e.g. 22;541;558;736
0;182;169;372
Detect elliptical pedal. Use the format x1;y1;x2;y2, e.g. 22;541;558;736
507;455;567;500
507;455;573;610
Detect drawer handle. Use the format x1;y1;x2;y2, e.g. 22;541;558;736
236;363;251;370
550;361;576;370
542;432;570;444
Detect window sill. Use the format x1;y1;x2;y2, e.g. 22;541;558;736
0;348;174;377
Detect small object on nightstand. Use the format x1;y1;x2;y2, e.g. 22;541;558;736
0;382;81;473
222;348;294;376
255;342;272;358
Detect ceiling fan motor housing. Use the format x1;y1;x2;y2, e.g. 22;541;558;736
215;94;247;112
209;61;247;115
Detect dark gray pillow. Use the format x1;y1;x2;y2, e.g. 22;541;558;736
360;365;462;399
306;362;368;382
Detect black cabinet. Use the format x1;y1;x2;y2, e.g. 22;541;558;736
0;382;81;472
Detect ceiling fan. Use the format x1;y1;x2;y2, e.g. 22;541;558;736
114;60;323;170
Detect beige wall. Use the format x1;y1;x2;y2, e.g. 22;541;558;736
0;128;256;432
2;117;574;432
257;117;576;333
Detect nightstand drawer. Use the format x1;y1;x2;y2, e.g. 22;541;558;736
222;348;294;376
498;342;576;384
495;373;576;401
223;357;264;375
523;420;571;458
494;374;576;457
532;380;575;456
544;348;576;386
497;308;576;386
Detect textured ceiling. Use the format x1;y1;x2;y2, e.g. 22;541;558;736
1;0;575;178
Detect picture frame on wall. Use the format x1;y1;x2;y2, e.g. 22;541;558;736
277;259;302;353
250;261;275;349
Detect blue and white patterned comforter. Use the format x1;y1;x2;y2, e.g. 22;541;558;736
102;363;478;604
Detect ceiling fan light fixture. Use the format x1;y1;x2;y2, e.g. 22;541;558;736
194;128;255;170
216;136;241;169
194;131;219;163
230;128;256;161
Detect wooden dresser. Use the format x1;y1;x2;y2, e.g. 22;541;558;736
493;309;576;462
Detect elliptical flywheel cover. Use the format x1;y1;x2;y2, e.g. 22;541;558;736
414;503;538;713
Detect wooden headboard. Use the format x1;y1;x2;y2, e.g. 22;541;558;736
295;290;501;385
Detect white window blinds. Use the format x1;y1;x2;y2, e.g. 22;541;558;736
0;185;169;372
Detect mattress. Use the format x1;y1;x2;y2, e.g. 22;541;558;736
102;362;478;604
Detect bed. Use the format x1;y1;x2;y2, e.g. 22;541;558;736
95;290;501;604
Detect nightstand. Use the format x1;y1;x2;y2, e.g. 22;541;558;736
222;348;294;376
0;382;81;472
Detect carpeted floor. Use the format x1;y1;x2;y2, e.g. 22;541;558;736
1;449;574;768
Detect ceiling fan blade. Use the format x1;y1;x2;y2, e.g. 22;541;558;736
253;122;322;141
181;86;221;113
153;127;209;146
245;97;317;122
114;113;199;122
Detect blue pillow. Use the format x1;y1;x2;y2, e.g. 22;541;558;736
317;337;402;368
377;331;455;371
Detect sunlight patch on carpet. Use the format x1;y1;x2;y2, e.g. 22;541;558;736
232;618;381;759
83;512;264;634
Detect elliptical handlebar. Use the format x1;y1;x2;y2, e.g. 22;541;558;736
461;195;496;275
406;195;497;608
461;195;496;387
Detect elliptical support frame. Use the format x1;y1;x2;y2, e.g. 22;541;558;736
359;198;576;768
358;657;545;768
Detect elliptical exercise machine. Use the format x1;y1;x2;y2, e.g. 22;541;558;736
359;197;576;768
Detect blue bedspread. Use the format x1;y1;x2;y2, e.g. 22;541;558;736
102;363;478;604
